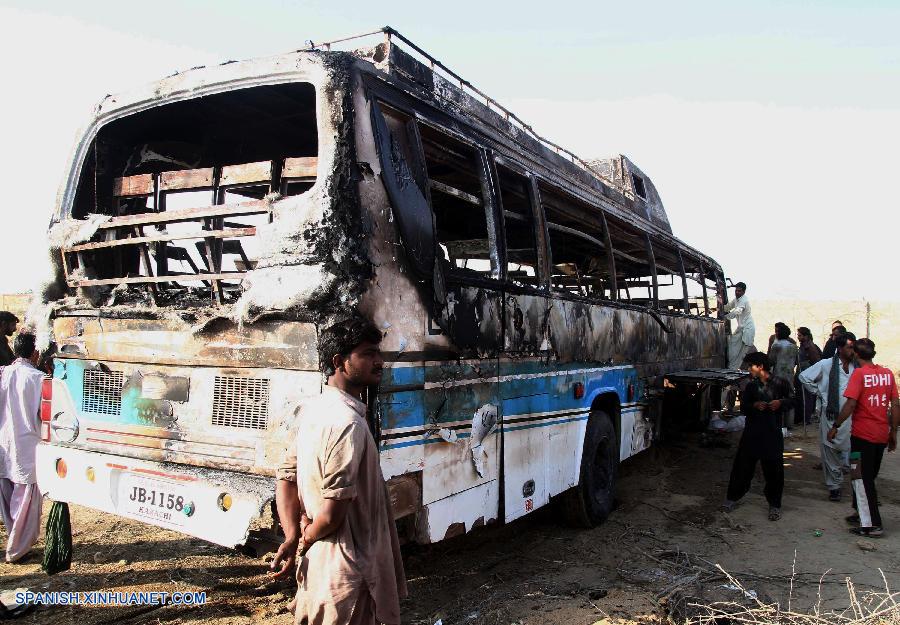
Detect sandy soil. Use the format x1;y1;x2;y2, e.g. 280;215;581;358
3;426;899;625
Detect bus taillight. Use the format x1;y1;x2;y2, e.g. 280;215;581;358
40;376;52;441
573;382;585;400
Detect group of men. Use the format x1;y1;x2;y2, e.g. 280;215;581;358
4;285;897;620
721;287;898;538
0;311;47;561
4;308;407;623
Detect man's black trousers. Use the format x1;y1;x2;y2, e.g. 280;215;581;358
726;433;784;508
851;435;886;529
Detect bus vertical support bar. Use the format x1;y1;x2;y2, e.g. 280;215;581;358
698;258;710;317
485;156;507;282
404;119;433;208
715;270;727;320
477;149;501;278
205;167;224;305
600;212;617;302
676;248;689;313
527;176;550;290
133;225;159;305
154;173;169;279
645;234;658;308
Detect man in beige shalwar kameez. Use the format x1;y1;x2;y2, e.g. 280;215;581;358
272;318;406;625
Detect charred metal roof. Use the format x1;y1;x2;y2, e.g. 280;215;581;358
70;26;720;272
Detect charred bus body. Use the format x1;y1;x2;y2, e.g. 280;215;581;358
36;29;728;547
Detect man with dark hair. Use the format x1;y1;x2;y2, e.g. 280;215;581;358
724;282;755;370
768;323;799;429
723;351;793;521
0;332;45;561
822;323;847;359
800;332;856;501
829;338;899;537
767;321;797;351
271;317;406;624
0;312;18;366
795;326;822;425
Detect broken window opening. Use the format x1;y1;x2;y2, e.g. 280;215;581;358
649;239;687;313
419;123;496;279
63;82;319;306
683;254;711;317
605;215;655;306
540;183;614;300
496;164;540;288
631;173;647;199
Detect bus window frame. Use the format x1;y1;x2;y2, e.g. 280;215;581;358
490;155;549;291
415;118;502;285
362;75;726;320
537;178;619;303
604;212;657;308
646;234;692;315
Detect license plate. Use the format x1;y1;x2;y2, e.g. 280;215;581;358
117;474;189;528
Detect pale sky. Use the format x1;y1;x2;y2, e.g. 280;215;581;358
2;1;898;300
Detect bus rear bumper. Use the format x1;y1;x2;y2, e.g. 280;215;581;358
36;444;275;548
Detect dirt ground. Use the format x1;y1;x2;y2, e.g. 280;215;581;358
3;426;900;625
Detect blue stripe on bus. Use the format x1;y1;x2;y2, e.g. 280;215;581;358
502;415;590;433
381;431;472;451
378;362;638;432
381;364;425;386
379;411;597;450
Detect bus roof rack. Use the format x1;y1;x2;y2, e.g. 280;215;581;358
301;26;623;195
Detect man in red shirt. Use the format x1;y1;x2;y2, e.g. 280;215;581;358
828;338;899;537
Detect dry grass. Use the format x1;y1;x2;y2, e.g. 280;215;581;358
687;564;900;624
651;547;900;625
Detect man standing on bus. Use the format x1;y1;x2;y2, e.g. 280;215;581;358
723;351;793;521
828;338;898;537
723;282;755;370
271;317;406;625
0;332;45;561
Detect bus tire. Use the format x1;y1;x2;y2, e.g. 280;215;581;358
561;409;619;528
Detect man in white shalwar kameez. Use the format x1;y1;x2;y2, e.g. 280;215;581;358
799;332;856;501
0;333;45;562
723;282;755;370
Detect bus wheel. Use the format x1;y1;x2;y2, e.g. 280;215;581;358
561;409;619;528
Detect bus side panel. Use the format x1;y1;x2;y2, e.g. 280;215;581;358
378;363;427;479
504;292;549;354
501;359;556;523
422;360;499;506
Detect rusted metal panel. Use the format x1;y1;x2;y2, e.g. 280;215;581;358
386;472;421;519
159;167;215;191
52;317;319;370
282;156;318;178
65;227;257;253
96;200;271;229
113;173;154;197
68;272;246;288
220;161;272;186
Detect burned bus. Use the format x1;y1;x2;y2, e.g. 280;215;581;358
36;28;729;548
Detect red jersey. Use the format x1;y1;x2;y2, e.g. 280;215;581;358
844;364;899;444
